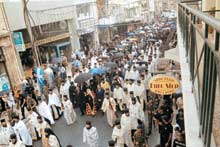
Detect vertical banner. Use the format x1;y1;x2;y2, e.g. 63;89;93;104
13;32;26;52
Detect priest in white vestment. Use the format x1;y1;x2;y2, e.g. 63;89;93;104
83;121;99;147
113;84;124;110
36;116;50;138
0;119;14;146
123;79;129;89
48;90;62;120
124;68;132;80
26;108;39;140
129;98;145;124
134;80;146;110
112;121;125;147
122;88;130;107
126;80;135;93
37;98;55;125
12;116;33;146
63;95;77;125
101;93;117;127
130;66;139;81
9;133;26;147
60;81;70;102
36;116;50;147
120;109;135;147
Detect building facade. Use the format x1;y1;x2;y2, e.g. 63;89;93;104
3;0;99;67
0;3;24;89
97;0;143;42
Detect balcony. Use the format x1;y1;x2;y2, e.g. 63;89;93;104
177;1;220;147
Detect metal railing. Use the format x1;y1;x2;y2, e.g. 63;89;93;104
178;2;220;147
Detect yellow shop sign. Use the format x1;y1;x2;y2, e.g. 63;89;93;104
149;75;180;95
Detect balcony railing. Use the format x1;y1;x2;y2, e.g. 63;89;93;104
178;2;220;147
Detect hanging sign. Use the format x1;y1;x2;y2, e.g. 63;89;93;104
149;75;180;95
13;32;26;52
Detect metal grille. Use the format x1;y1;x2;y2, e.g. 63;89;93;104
178;2;220;147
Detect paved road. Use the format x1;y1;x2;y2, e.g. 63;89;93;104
34;108;113;147
34;108;160;147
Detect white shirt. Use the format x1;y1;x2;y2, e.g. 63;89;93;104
83;126;99;147
113;87;124;101
121;114;137;130
48;93;61;107
9;139;25;147
13;120;32;146
112;127;125;144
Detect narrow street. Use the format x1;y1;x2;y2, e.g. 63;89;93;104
34;109;160;147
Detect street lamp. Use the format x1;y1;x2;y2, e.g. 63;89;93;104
0;46;13;92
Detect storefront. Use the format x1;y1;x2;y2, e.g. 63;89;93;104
38;40;72;64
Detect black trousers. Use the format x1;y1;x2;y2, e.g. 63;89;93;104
160;135;171;147
148;114;153;134
70;95;77;107
21;106;26;119
79;103;85;115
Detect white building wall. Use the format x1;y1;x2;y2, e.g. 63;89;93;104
3;0;96;31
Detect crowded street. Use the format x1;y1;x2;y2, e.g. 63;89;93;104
2;0;220;146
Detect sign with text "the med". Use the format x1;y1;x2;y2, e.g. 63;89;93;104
149;75;180;95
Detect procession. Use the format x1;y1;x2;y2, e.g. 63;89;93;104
0;14;186;147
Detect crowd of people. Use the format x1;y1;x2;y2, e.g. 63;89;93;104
0;20;185;147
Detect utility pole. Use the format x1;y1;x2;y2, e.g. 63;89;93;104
22;0;40;67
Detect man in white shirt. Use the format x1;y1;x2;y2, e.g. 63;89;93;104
101;93;117;127
48;89;62;120
36;116;50;139
0;119;14;146
9;133;26;147
122;88;130;108
129;98;145;124
112;121;125;147
113;84;124;110
83;121;99;147
134;80;146;110
12;116;33;147
124;67;132;80
120;109;135;147
130;66;139;81
37;98;55;125
127;79;135;93
26;108;39;140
